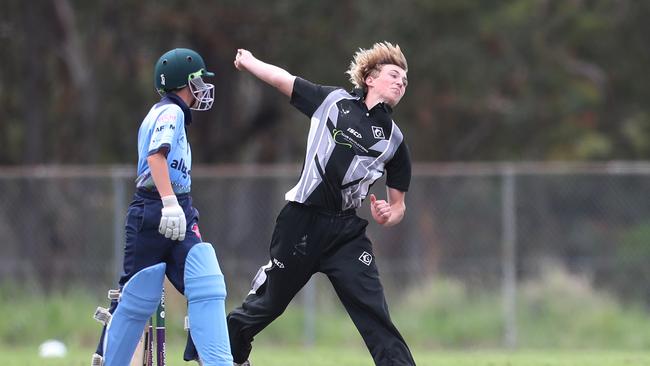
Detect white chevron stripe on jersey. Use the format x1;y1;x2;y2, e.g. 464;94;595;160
348;121;404;204
369;139;389;152
286;89;356;202
341;155;384;209
342;155;378;186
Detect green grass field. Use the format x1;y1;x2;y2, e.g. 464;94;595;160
2;345;650;366
4;270;650;366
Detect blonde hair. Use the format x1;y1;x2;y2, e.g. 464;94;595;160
346;41;408;90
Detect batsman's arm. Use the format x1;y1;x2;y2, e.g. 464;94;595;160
147;151;174;197
148;151;186;241
234;49;296;97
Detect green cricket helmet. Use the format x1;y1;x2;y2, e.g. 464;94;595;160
154;48;215;111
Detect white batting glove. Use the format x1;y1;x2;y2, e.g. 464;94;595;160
159;195;186;241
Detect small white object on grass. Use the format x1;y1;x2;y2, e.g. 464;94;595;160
38;339;67;358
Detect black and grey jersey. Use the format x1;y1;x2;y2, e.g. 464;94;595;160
286;77;412;211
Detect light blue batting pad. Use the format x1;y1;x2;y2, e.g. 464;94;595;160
185;243;232;366
103;263;166;366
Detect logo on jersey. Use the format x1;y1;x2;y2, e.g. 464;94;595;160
332;129;369;153
154;114;177;134
170;158;190;178
155;124;176;133
371;126;385;139
191;223;201;239
359;251;373;266
347;127;362;139
157;113;178;127
333;129;353;149
273;258;285;269
178;134;186;150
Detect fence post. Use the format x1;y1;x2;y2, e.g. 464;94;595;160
501;165;517;348
112;170;126;282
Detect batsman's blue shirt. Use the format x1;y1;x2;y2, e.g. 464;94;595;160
135;94;193;194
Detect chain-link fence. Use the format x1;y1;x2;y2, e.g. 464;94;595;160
2;162;650;347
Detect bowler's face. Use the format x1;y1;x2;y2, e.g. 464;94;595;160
367;64;408;107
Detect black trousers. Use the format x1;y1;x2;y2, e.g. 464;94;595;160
228;201;416;366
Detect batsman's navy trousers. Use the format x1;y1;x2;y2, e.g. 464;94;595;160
119;189;203;290
227;201;416;366
96;189;204;355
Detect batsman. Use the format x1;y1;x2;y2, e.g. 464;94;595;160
91;48;232;366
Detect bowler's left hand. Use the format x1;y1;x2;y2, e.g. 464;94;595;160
370;194;391;225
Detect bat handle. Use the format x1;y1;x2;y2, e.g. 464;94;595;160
156;288;166;366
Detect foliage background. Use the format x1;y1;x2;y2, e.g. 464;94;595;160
3;0;650;165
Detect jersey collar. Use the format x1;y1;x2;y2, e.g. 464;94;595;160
351;87;393;115
163;93;193;125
